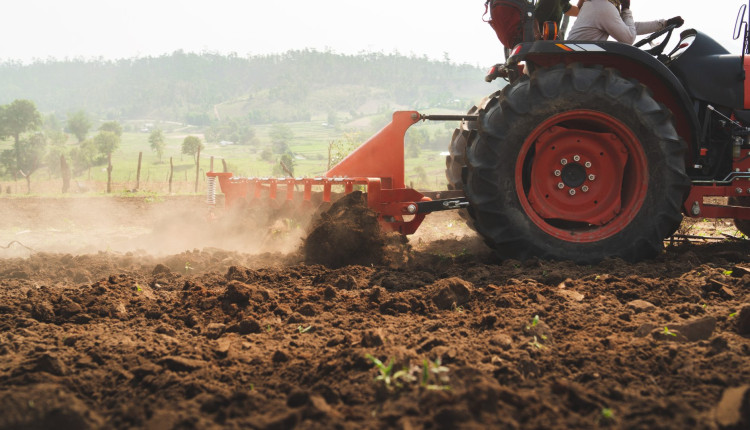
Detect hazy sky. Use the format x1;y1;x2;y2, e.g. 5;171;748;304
1;1;746;66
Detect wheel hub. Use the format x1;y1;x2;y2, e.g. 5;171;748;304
526;125;630;225
561;163;586;188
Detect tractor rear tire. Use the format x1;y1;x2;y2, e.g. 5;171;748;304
465;64;690;263
445;96;494;191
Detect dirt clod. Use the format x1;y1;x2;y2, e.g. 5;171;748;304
302;192;409;268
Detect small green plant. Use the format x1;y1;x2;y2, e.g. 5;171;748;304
184;262;193;275
420;358;451;391
662;326;677;337
702;303;707;309
528;336;544;349
601;407;615;421
135;283;143;292
729;312;737;318
526;315;540;330
723;270;733;276
297;325;312;334
365;354;414;390
265;324;272;332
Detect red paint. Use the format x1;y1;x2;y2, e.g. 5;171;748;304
207;111;431;235
515;110;649;242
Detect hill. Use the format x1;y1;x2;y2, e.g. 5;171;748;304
0;50;495;124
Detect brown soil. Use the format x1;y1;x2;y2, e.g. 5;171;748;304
1;196;749;430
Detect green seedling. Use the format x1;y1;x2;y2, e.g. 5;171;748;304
526;315;540;330
702;303;707;309
135;283;143;292
420;358;451;391
365;354;414;390
662;326;677;337
297;325;312;334
528;336;544;349
723;270;733;276
601;408;615;421
729;312;737;318
184;262;193;275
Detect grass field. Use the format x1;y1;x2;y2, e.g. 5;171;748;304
0;109;465;196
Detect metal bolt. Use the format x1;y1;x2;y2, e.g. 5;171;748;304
737;187;743;194
581;185;589;192
588;174;596;181
406;203;418;214
557;182;565;189
573;155;581;162
561;158;568;165
585;161;592;168
569;189;576;196
554;170;562;177
691;201;700;216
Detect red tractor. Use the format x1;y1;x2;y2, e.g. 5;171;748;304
208;1;750;264
445;0;750;263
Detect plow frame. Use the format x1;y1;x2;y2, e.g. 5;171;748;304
206;111;467;235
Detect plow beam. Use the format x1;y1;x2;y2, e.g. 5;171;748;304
206;110;471;236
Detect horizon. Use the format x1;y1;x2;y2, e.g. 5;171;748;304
1;1;747;67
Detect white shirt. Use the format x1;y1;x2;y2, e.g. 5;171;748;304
567;0;666;44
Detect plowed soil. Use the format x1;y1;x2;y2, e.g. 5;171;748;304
1;195;749;430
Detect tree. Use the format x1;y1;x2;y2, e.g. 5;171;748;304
67;110;92;143
0;133;46;193
0;100;43;191
149;129;166;162
94;131;120;158
70;139;100;175
269;124;294;154
181;135;204;164
99;121;123;137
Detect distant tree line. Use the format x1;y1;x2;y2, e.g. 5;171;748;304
0;50;488;126
0;99;209;193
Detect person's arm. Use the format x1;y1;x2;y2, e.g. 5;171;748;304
634;19;665;35
601;4;637;44
564;0;579;17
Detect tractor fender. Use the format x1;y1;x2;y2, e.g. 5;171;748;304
507;40;701;164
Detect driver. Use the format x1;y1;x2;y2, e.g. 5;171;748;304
567;0;684;44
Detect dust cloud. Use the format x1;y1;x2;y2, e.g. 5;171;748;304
0;196;311;258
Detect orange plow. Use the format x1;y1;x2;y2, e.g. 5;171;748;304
206;111;472;235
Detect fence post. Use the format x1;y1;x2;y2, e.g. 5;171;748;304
61;155;70;194
194;146;201;193
169;157;174;194
106;153;113;193
136;151;142;191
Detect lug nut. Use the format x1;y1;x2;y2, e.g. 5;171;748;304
557;182;565;189
554;170;562;177
588;174;596;181
406;203;418;214
569;189;576;196
581;185;589;192
585;161;592;168
573;155;581;162
736;187;743;194
561;158;568;165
